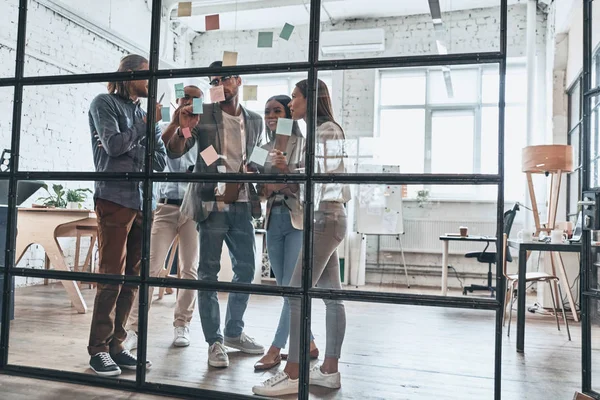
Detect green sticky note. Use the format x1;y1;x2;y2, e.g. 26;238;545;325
174;83;184;98
279;23;294;41
257;32;274;48
276;118;293;136
193;97;203;114
161;106;170;122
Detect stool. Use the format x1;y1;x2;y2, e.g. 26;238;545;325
73;225;97;289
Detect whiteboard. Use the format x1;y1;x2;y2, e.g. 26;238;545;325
354;165;404;234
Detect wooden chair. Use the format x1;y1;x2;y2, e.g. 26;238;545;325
502;234;571;340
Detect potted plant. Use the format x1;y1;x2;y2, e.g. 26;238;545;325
66;188;92;209
37;183;67;208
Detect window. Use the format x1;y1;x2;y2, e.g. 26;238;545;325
377;63;527;201
567;76;583;220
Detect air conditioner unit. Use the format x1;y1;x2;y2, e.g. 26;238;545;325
320;28;385;55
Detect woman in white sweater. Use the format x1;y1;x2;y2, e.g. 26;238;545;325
253;79;351;397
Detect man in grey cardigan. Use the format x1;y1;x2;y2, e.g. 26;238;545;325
167;61;265;368
87;54;166;376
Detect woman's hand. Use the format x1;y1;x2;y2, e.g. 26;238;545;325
270;150;289;172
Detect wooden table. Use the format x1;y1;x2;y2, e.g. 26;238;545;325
439;234;497;296
15;208;97;314
507;239;581;353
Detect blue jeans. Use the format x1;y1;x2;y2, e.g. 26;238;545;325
266;205;311;349
197;202;255;345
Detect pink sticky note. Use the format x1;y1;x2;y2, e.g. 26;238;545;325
200;145;219;166
210;85;225;103
182;127;192;138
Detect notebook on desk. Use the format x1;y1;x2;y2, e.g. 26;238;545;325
569;211;583;243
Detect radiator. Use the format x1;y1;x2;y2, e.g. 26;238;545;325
377;219;522;255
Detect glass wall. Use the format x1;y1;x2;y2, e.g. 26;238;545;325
0;1;507;399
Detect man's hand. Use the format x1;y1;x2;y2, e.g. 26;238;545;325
143;102;163;124
179;105;200;129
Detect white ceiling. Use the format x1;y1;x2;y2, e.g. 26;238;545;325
169;0;525;32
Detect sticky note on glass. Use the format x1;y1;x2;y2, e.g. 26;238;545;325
205;14;220;31
160;106;170;122
223;51;238;67
210;85;225;103
174;83;185;98
276;118;293;136
249;146;269;166
243;85;258;101
177;2;192;17
280;23;295;41
217;165;226;173
193;97;203;114
200;145;219;166
257;32;274;48
182;127;192;138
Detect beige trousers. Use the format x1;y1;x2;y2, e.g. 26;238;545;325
128;204;199;331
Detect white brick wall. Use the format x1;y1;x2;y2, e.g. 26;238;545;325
190;4;547;139
0;0;150;286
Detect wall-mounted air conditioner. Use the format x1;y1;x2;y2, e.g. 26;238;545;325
320;28;385;55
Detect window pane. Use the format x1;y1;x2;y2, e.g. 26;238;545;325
380;71;426;106
482;66;527;105
481;106;527;201
429;68;478;104
569;81;582;129
431;111;474;174
2;0;18;78
570;125;581;167
378;109;425;173
569;170;580;217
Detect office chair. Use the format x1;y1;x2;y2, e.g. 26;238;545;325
462;203;519;297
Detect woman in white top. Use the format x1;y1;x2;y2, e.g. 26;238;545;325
253;95;319;371
253;79;351;397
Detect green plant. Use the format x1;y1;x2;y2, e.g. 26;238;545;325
36;185;92;208
37;184;67;208
66;188;92;203
416;189;430;208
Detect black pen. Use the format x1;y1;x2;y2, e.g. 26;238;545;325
158;92;165;104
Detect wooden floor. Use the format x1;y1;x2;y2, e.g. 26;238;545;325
2;283;591;399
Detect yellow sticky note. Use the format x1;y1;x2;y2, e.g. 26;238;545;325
223;51;238;67
177;2;192;17
243;85;258;101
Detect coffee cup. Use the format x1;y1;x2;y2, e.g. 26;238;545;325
517;229;535;243
550;229;568;244
459;226;468;237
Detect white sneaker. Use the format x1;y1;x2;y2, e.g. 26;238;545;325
224;332;265;354
173;326;190;347
123;330;138;351
310;364;341;389
252;371;298;397
208;342;229;368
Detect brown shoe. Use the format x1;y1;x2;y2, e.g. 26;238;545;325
254;354;282;371
280;348;319;361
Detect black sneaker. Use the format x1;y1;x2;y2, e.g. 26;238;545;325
90;352;121;376
112;349;152;371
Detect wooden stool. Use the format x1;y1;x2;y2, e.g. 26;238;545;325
158;236;180;299
73;225;97;289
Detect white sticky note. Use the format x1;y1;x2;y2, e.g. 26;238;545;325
243;85;258;101
210;85;225;103
276;118;293;136
217;165;226;173
223;51;238;67
249;146;269;166
200;145;219;166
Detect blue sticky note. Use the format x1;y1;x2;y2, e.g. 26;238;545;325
174;83;185;98
161;106;170;122
276;118;293;136
257;32;274;48
193;97;203;114
279;23;295;41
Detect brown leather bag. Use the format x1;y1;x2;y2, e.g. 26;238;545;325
216;182;241;204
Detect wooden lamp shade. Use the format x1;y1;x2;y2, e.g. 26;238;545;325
522;144;573;173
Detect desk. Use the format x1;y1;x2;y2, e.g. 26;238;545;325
507;239;581;353
439;235;497;296
15;208;97;314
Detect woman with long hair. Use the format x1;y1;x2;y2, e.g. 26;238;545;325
253;95;319;371
253;80;351;396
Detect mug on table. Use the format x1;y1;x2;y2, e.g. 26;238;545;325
517;229;535;243
550;229;568;244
